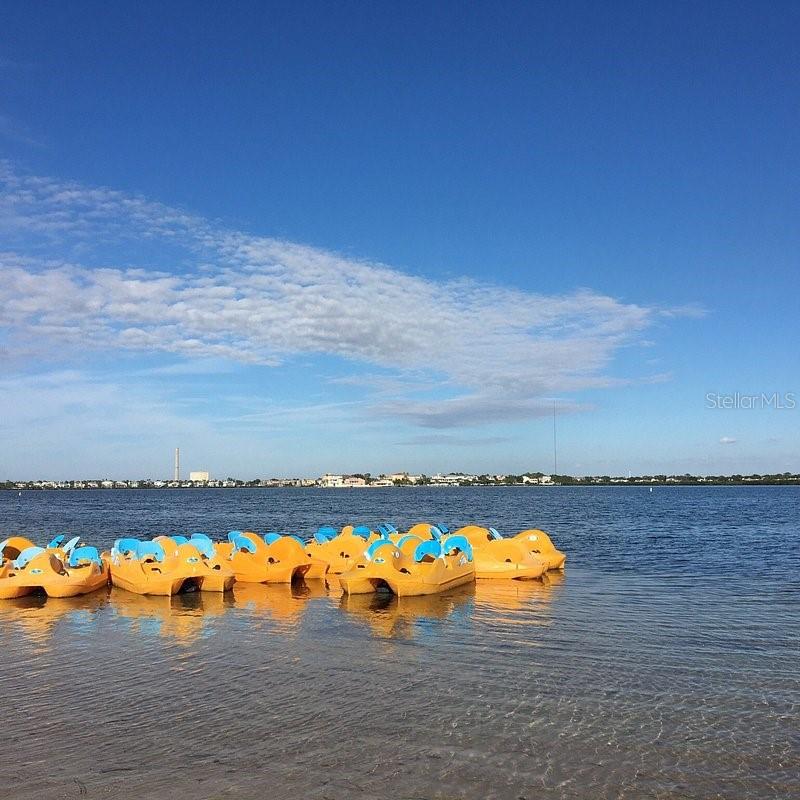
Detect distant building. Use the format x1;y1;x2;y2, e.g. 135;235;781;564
388;472;422;484
342;475;367;488
320;473;345;487
190;470;210;483
431;473;473;485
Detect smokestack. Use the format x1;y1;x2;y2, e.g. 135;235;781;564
174;447;180;481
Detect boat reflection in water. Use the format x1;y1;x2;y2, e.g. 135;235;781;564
0;590;109;649
232;579;329;632
339;570;566;641
110;587;232;644
474;569;565;609
339;583;474;640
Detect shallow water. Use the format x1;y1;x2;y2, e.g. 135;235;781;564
1;487;798;799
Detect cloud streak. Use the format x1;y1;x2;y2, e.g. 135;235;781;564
1;163;684;428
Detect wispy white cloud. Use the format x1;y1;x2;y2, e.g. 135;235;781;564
659;303;708;319
0;163;693;429
719;436;737;445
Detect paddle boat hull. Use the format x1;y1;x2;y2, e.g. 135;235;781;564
107;539;235;596
0;549;109;599
339;536;475;597
304;527;375;575
218;531;316;584
155;537;236;591
453;525;549;579
511;529;567;570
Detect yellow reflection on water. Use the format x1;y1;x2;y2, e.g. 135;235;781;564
340;585;474;640
110;587;231;645
474;571;564;611
0;589;109;650
231;580;329;631
470;572;566;639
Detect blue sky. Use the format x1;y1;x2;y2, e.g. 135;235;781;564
1;1;798;478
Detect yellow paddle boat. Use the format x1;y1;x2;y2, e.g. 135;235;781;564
106;536;234;596
304;525;377;574
216;531;323;584
154;533;236;588
0;536;109;599
339;534;475;597
452;525;548;579
511;529;567;570
384;522;448;543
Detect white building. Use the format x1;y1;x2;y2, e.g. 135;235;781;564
320;473;345;488
190;470;210;482
430;473;474;485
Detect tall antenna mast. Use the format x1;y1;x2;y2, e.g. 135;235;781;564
552;400;558;476
174;447;180;481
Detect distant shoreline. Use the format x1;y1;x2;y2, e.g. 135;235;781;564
3;480;799;491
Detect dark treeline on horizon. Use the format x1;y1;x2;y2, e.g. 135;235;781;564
2;473;799;490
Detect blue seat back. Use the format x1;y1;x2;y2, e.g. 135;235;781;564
227;530;244;542
366;539;396;561
189;538;215;559
14;546;46;569
136;541;166;562
63;536;81;554
437;523;451;534
47;534;66;548
428;525;443;540
114;538;141;556
314;526;337;544
68;546;101;568
443;535;473;562
190;532;212;541
414;539;444;562
230;534;257;554
263;532;282;545
352;525;372;539
172;535;189;545
396;534;421;549
488;527;502;540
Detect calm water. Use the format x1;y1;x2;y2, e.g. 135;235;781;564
1;487;798;799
